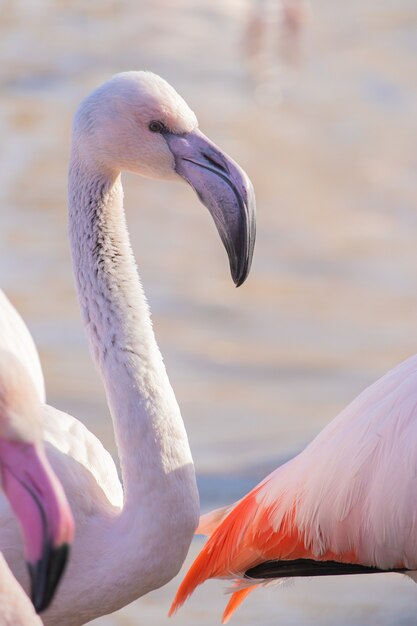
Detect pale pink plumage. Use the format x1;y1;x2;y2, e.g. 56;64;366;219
171;354;417;622
0;554;42;626
0;71;255;626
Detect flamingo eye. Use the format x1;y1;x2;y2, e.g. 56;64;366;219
149;121;166;133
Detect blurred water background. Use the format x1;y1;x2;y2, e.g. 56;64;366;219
1;1;417;624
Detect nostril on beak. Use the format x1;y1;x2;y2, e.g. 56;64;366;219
200;149;229;174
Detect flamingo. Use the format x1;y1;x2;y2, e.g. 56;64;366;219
0;71;256;626
0;350;74;624
170;354;417;622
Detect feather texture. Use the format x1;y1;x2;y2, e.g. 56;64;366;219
171;354;417;620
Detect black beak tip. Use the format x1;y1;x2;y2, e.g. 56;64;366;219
29;543;70;614
234;192;256;288
229;242;254;287
230;234;255;288
32;592;49;615
233;269;248;288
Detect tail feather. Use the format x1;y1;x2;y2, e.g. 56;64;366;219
170;479;326;619
170;459;371;621
169;487;262;616
170;482;308;617
222;586;257;624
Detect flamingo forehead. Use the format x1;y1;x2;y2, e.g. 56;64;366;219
104;71;198;134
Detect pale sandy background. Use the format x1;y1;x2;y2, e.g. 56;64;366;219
1;1;417;624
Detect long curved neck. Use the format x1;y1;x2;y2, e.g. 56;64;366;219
67;155;197;517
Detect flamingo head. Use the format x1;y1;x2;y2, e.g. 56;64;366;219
0;352;74;613
73;71;256;286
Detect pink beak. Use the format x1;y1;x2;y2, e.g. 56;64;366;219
0;438;74;613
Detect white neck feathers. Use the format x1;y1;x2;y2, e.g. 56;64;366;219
67;155;198;515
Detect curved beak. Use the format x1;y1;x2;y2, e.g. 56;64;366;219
165;129;256;286
0;440;74;613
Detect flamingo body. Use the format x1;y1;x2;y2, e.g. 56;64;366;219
171;354;417;622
